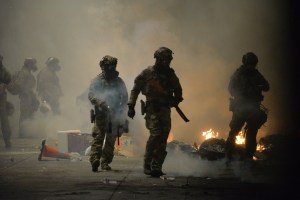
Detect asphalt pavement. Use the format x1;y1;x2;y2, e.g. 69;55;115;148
0;137;298;200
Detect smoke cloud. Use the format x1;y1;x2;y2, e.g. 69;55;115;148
0;0;298;155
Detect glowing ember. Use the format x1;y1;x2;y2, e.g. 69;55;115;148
167;132;174;143
256;144;266;152
202;129;219;140
235;131;245;145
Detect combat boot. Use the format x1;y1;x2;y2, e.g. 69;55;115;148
143;163;151;175
91;159;100;172
150;169;165;177
150;160;165;177
101;163;112;171
143;157;152;175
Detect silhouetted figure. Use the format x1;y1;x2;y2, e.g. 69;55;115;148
225;52;269;162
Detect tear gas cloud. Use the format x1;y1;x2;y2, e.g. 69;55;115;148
0;0;298;156
164;148;269;182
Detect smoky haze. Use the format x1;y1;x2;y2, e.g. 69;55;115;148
0;0;298;157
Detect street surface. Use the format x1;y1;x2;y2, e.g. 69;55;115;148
0;137;298;200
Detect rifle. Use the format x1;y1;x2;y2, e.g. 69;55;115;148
148;79;189;122
90;105;112;134
91;103;128;147
117;125;121;146
174;105;189;122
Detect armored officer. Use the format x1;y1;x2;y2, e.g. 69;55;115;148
89;55;128;172
10;58;40;138
0;55;12;148
127;47;183;177
225;52;269;162
37;57;63;115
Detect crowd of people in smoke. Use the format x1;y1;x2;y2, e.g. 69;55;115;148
0;48;270;177
0;55;63;147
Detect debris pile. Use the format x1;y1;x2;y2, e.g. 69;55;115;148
255;133;300;161
167;140;197;155
196;138;226;161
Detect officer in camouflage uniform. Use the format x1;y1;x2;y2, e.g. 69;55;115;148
225;52;269;162
37;57;63;115
127;47;183;177
0;55;12;148
14;58;40;138
89;55;128;172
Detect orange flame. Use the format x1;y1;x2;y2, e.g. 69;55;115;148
200;128;264;153
235;131;245;145
256;144;265;152
202;129;219;140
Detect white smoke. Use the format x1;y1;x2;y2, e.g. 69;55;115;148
0;0;296;151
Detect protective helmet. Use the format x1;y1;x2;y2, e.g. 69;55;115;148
24;58;37;67
242;52;258;66
154;47;173;60
99;55;118;70
45;57;59;66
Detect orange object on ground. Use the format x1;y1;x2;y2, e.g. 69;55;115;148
38;139;70;161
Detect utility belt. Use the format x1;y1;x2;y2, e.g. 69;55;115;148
229;97;264;111
141;99;170;115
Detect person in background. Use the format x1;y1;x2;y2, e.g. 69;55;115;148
8;58;40;138
225;52;269;164
36;57;63;115
0;54;13;148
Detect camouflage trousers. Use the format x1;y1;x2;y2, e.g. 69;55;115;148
19;107;36;138
19;94;39;137
89;116;117;165
144;107;171;171
226;104;267;160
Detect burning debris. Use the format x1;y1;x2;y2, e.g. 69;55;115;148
166;129;249;161
255;133;300;161
166;129;300;163
198;129;248;161
195;129;226;161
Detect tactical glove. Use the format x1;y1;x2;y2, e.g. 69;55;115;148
99;102;109;112
94;99;109;112
127;106;135;119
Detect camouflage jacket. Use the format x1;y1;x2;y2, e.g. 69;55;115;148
0;65;11;100
88;72;128;116
37;67;63;99
228;65;269;103
15;67;37;95
128;65;183;107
